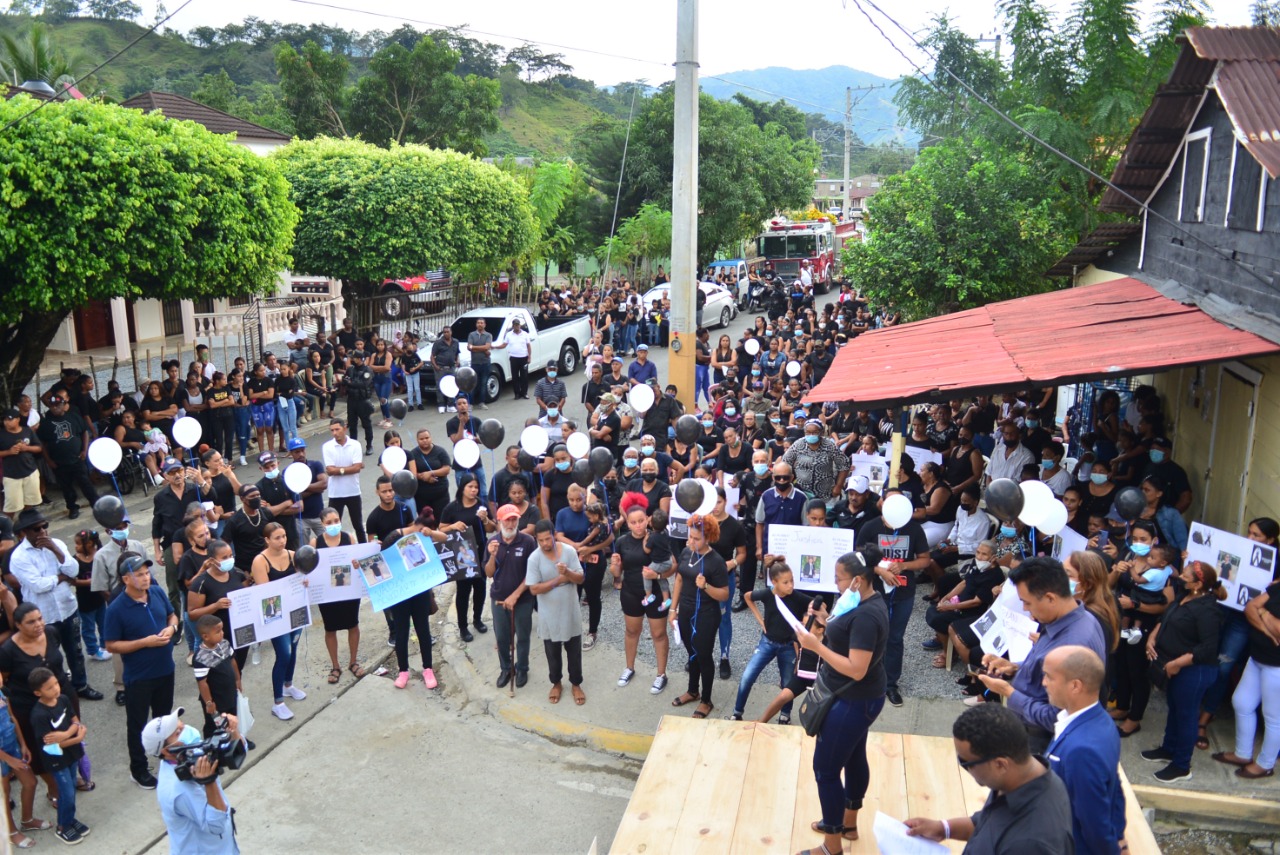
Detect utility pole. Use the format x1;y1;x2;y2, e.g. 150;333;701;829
843;86;852;217
669;0;699;412
977;33;1002;61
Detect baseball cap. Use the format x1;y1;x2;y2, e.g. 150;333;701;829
496;504;521;521
140;707;186;758
546;359;558;368
2;408;19;421
847;475;870;494
286;437;307;451
162;458;183;473
117;551;154;576
1150;436;1173;450
637;344;649;351
257;451;277;465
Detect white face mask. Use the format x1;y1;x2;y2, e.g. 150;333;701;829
974;559;993;571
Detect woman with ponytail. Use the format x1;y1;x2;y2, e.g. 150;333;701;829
610;492;673;694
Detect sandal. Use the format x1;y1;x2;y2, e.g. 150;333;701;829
327;667;342;684
9;832;34;849
1212;751;1250;767
19;819;50;831
75;779;96;792
692;701;714;719
810;821;859;841
1196;725;1210;751
348;662;366;679
549;684;563;704
671;692;698;708
1237;764;1276;779
795;845;840;855
572;685;586;706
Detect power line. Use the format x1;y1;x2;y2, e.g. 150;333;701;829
0;0;198;134
845;0;1274;289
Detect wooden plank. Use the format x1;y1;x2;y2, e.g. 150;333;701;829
859;732;907;854
730;724;802;855
671;720;756;855
790;733;825;854
1120;770;1162;855
610;716;708;855
1130;781;1280;829
901;734;969;854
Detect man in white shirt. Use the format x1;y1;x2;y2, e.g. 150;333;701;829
9;508;101;698
799;261;813;289
494;317;535;401
985;420;1034;486
283;317;305;347
322;419;366;541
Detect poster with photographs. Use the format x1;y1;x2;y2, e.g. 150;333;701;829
766;524;854;593
227;573;312;649
360;532;448;612
1051;526;1089;562
975;583;1038;664
1187;522;1277;611
436;529;481;583
902;446;943;475
847;452;889;485
309;541;379;605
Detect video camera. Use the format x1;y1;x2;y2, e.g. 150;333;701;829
171;720;247;785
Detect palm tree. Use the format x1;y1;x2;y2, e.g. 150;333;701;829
0;22;85;90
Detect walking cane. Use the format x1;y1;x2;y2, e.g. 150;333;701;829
508;603;517;699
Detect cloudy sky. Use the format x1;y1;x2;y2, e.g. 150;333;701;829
143;0;1256;86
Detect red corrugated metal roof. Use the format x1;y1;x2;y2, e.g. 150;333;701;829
804;278;1280;409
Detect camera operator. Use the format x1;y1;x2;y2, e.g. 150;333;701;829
141;707;240;854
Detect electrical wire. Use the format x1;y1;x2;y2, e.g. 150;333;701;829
0;0;198;133
600;85;638;282
846;0;1274;289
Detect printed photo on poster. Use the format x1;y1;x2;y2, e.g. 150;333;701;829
358;553;393;588
228;573;312;648
262;595;283;623
799;555;821;584
361;532;450;612
765;525;854;593
1187;522;1276;611
311;542;379;605
438;529;480;582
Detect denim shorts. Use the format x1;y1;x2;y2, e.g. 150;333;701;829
0;711;21;777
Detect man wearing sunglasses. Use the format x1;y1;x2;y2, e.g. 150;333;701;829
905;704;1073;853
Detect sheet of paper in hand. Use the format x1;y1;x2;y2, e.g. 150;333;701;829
975;582;1038;664
766;524;854;593
309;541;379;604
1187;521;1277;611
228;573;312;649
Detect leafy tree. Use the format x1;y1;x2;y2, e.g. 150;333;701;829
504;42;571;82
348;35;499;151
894;16;1008;141
599;203;672;281
0;95;298;407
39;0;81;22
0;21;85;88
191;68;238;113
1254;0;1280;25
84;0;140;20
275;39;350;138
842;137;1071;320
271;137;537;296
732;93;808;142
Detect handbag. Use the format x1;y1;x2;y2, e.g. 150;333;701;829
1148;655;1171;691
798;671;845;737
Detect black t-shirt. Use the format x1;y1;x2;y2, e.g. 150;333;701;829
543;469;575;521
958;563;1006;606
38;411;90;465
188;569;246;641
365;503;411;546
208;473;237;518
0;427;38;479
441;500;487;552
224;508;275;573
257;476;300;550
409;445;452;507
581;379;607;412
751;585;809;643
400;350;422;373
29;695;83;771
711;516;747;565
807;351;835;384
192;639;238;712
856;517;930;590
696;427;725;458
177;548;207;592
274;373;297;399
246;377;274;402
613;530;671;598
445;415;481;469
207;386;233;418
823;592;889;699
626;477;671;510
1249;581;1280;667
490;468;532;507
721;441;752;477
675;548;730;611
595;412;623;450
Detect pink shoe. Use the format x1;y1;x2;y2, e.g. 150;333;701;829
422;668;438;689
394;671;410;689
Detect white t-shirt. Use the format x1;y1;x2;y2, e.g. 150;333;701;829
503;329;534;359
284;328;305;345
323;437;363;498
800;267;813;287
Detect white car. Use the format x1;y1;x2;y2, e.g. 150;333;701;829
642;282;739;329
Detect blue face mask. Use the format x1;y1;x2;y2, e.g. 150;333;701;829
641;445;654;456
624;458;638;469
804;434;820;445
111;527;130;542
1068;579;1078;595
179;725;202;746
1026;419;1039;429
546;407;560;418
753;463;770;477
264;468;279;479
547;371;557;379
725;408;736;417
1130;542;1152;557
1000;525;1017;538
219;558;235;572
752;369;761;377
832;584;861;618
1040;458;1055;470
555;460;571;472
1149;449;1165;464
1090;473;1109;485
702;420;714;428
325;524;342;537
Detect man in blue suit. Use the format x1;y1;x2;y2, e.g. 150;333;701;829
1043;645;1125;855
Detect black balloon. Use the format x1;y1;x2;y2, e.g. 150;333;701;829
389;398;408;420
517;449;538;472
1114;486;1145;522
455;366;478;394
572;458;595;487
675;413;700;444
675;479;704;514
588;446;614;478
479;418;505;450
984;478;1024;522
392;469;417;499
92;494;125;529
295;545;320;574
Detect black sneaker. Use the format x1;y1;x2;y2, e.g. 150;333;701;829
460;626;475;643
731;598;748;613
76;686;104;701
719;658;731;680
55;826;82;845
132;770;157;790
386;634;395;648
1153;763;1192;783
886;688;904;707
473;620;488;634
71;821;90;838
115;691;126;706
1141;747;1175;763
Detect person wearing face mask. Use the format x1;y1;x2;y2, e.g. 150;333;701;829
793;547;889;852
143;707;240;854
254;452;301;551
694;411;725;474
1038;441;1070;497
1083;461;1120;520
589;393;623;462
781;420;848;500
985;420;1035;487
539;445;576;522
754;460;806;559
223;485;275;576
636;433;675;485
923;541;1003;666
628;456;673;517
803;338;835;387
311;509;366;685
1141;435;1192;514
186;539;248;677
533;360;568;419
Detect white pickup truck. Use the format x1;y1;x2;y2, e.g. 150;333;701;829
420;307;591;404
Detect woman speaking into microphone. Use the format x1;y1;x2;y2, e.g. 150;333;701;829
793;546;889;855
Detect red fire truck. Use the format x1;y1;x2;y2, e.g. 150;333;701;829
754;218;859;292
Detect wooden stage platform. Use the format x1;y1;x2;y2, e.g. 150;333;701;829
610;716;1159;854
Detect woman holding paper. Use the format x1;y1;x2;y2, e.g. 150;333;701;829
186;540;247;675
793;547;888;853
250;524;306;722
312;508;365;685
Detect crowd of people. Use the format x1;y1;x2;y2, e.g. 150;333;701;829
1;271;1278;853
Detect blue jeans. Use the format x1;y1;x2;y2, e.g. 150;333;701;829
233;408;251;457
1161;662;1216;770
695;364;710;406
1203;606;1250;714
277;397;298;442
472;363;491;405
621;323;638;354
373;374;392;419
271;628;302;702
734;634;797;716
718;573;736;657
80;607;107;657
883;583;916;692
51;764;77;831
647;322;661;345
405;372;422;407
813;695;886;829
454;465;487;505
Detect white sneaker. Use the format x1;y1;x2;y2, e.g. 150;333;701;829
251;644;261;666
438;406;446;414
650;674;668;694
91;650;112;661
617;668;635;687
284;685;307;701
152;473;165;486
271;702;294;721
239;455;248;466
1121;628;1144;646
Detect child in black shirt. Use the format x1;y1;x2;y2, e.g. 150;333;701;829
730;560;809;720
29;668;89;845
192;615;244;741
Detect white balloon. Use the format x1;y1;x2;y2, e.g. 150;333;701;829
882;493;914;529
380;445;407;474
744;338;761;356
786;360;802;377
1018;480;1056;527
566;432;591;460
454;438;481;470
283;461;314;494
628;383;655;414
520;425;549;457
87;437;122;473
1039;500;1070;536
695;479;718;516
172;416;203;449
439;374;459;399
